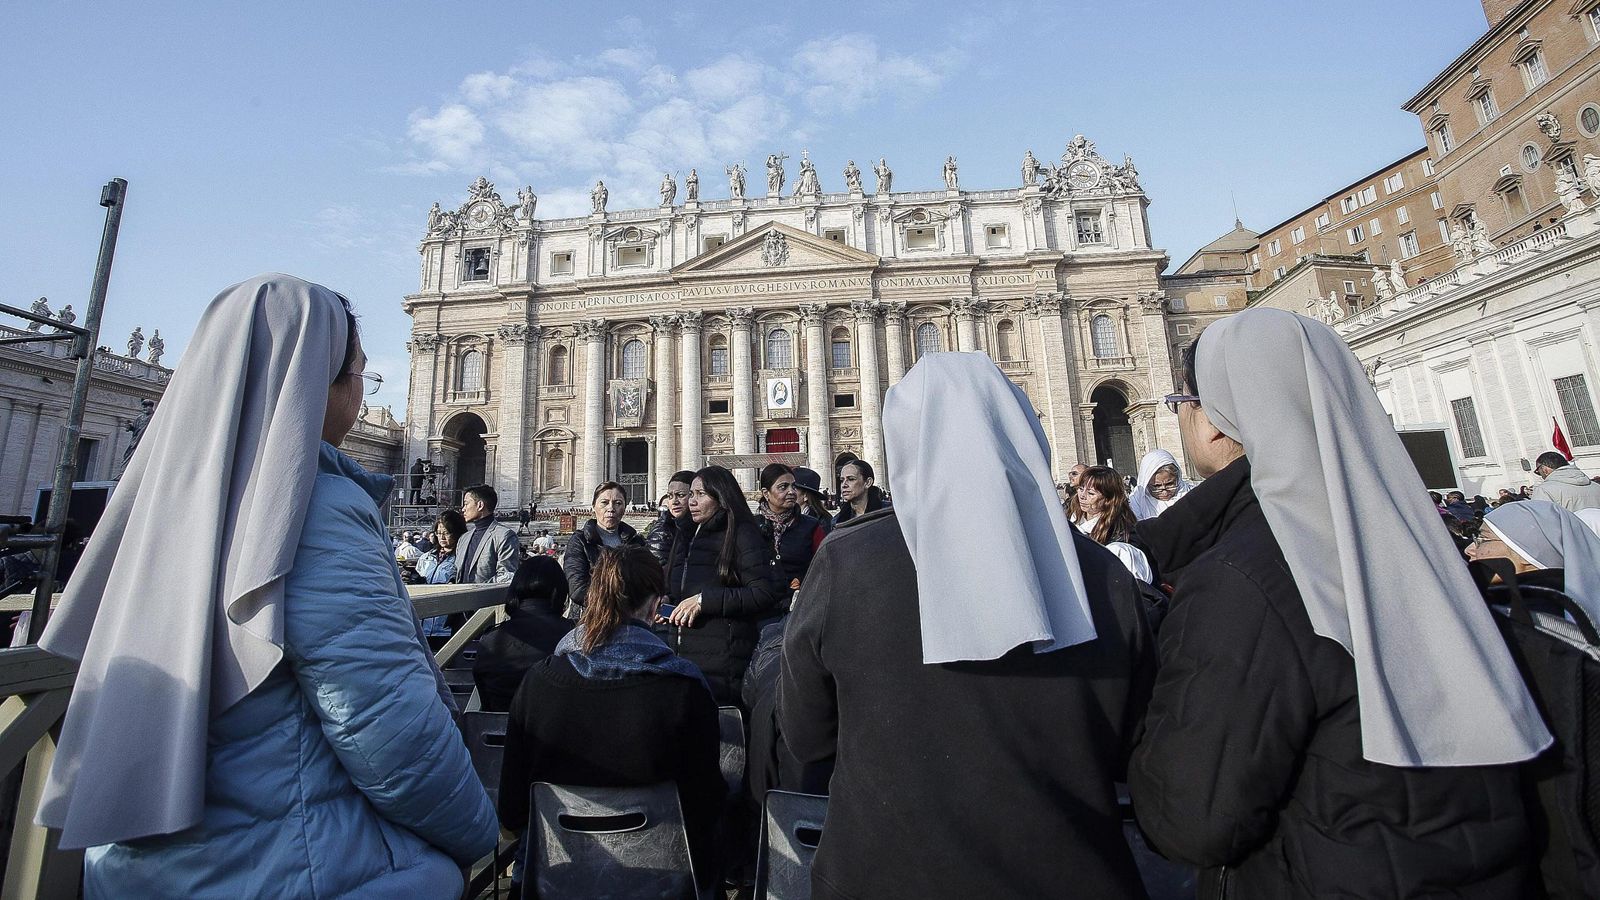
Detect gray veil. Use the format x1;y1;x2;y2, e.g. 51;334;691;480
1483;499;1600;622
883;352;1097;663
1197;308;1549;766
37;274;348;848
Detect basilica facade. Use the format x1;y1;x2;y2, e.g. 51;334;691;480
403;136;1185;508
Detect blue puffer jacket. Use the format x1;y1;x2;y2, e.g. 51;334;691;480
84;443;500;899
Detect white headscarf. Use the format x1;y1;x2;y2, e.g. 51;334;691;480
1484;500;1600;623
1576;507;1600;540
883;352;1097;663
1128;449;1193;520
1197;307;1550;767
37;274;350;849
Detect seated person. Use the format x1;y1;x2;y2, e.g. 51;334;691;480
499;545;726;891
473;556;574;712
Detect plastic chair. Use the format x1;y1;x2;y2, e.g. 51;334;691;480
717;705;746;796
462;711;509;807
754;790;827;900
528;782;702;900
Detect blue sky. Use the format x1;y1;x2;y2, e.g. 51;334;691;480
1;0;1485;418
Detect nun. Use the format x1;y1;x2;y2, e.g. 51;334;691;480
1130;308;1546;897
35;276;498;897
1127;449;1193;520
779;352;1155;899
1473;499;1600;620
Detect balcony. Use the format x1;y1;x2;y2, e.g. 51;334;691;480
539;384;575;400
997;358;1033;376
1088;354;1136;371
447;389;487;405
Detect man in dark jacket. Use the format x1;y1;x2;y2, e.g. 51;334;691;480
779;509;1155;900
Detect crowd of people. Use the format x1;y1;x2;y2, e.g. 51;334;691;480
23;275;1600;900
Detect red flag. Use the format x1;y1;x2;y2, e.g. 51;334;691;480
1553;417;1575;461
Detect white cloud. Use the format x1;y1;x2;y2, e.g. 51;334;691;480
395;34;954;216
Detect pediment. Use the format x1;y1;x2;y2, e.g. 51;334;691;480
672;222;877;275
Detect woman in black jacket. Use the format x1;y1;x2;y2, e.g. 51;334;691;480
499;545;726;894
833;459;887;525
472;555;573;712
661;465;781;706
561;481;645;618
755;463;825;601
1129;311;1546;899
645;470;696;564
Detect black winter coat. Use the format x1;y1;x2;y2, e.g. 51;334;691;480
779;508;1156;900
1129;457;1534;899
758;511;825;593
660;511;780;706
831;485;887;527
471;602;573;712
644;509;683;564
561;519;645;617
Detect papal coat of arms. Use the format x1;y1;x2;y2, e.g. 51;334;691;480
761;231;789;267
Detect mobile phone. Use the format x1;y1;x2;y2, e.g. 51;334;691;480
657;602;677;619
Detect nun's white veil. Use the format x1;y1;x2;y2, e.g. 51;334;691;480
1197;308;1549;767
1483;500;1600;623
883;352;1097;663
37;274;350;849
1128;449;1193;520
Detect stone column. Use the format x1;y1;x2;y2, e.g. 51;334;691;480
883;302;908;385
579;318;608;494
729;307;757;488
494;323;532;507
407;332;443;464
799;303;832;473
852;300;886;479
6;403;42;515
650;315;678;489
1134;292;1184;461
678;312;704;471
952;297;986;352
1026;292;1085;477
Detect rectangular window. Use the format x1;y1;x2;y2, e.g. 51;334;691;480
1522;52;1548;90
549;251;574;275
984;224;1010;248
1290;226;1305;244
708;398;730;415
833;393;856;409
1341;196;1357;214
1273;266;1287;278
1396;206;1410;225
702;235;726;252
1267;239;1281;255
1168;295;1187;311
1075;212;1104;244
1473;91;1497;126
1438;219;1452;242
824;228;847;244
1343;280;1357;294
616;245;647;267
1369;217;1383;236
1176;323;1193;337
462;247;491;282
905;226;938;249
1347;225;1365;244
1436;124;1455;154
1400;230;1420;258
1360;186;1377;205
1384;173;1405;193
1591;6;1600;41
1451;397;1488;458
1423;157;1436;176
1251;252;1260;267
709;347;729;376
1555;374;1600;446
1430;191;1443;209
1213;295;1229;309
1315;212;1331;229
831;339;850;369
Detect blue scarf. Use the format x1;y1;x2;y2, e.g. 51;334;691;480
555;622;709;690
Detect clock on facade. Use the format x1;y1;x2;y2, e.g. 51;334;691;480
1066;161;1100;190
466;201;495;228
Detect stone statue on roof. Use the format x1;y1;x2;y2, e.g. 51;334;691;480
843;160;862;193
1021;150;1040;186
659;172;677;206
127;326;145;358
147;330;165;366
590;180;608;215
27;297;51;332
685;168;699;202
873;158;892;194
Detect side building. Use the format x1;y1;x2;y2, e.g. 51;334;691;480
403;137;1186;507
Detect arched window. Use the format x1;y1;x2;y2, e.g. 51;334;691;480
765;328;793;369
708;334;730;376
995;319;1018;360
620;339;646;380
830;326;852;369
547;345;568;385
544;448;565;488
1090;314;1118;359
915;322;942;359
458;349;483;391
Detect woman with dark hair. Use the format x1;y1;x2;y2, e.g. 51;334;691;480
561;481;646;618
647;469;697;564
1069;467;1136;545
1130;310;1543;897
472;555;574;712
662;465;781;704
499;546;726;895
757;463;826;601
417;509;468;644
834;459;887;525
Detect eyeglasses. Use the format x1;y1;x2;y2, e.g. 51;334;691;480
1162;393;1200;414
353;371;383;396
